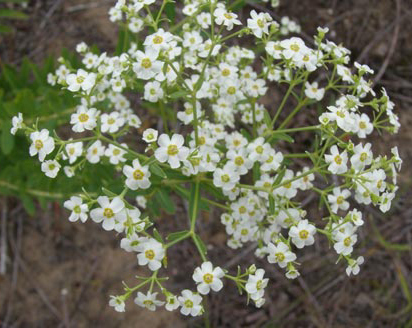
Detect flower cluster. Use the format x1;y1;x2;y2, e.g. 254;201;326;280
12;0;401;317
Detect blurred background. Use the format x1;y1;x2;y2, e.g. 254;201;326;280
0;0;411;327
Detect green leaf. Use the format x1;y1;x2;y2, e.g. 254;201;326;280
263;109;272;128
0;9;28;19
0;24;13;34
150;163;167;179
169;90;189;99
193;233;207;256
20;194;35;216
273;167;286;186
165;2;175;22
1;121;14;155
269;195;276;214
188;182;198;224
155;188;176;214
269;132;294;144
167;230;189;242
153;228;164;243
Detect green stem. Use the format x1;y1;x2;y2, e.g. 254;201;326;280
278;98;309;129
271;82;295;128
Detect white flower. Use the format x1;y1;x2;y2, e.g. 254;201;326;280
134;291;164;311
245;268;268;301
247;10;272;38
136;238;165;271
123;159;151;190
346;256;364;276
165;295;180;311
304;81;325;101
105;143;127;165
183;31;203;50
267;242;296;268
144;81;164;102
41;160;60;178
379;190;396;213
29;129;55;162
90;196;126;231
100;111;125;134
11;113;23;135
178;290;203;316
66;69;96;92
285;267;300;279
142;128;158;143
280;37;307;60
213;162;240;191
70;106;97;132
226;148;253;175
334;225;357;256
325;145;348;174
64;196;88;222
350;143;373;171
64;142;83;164
109;296;125;312
192;261;225;295
289;219;316;248
348;208;364;226
120;234;146;252
136;195;147;209
154;134;189;169
214;7;242;31
87;140;105;164
327;187;351;213
355;113;373;138
132;48;162;80
297;167;315;190
143;28;172;51
64;166;75;178
337;64;354;83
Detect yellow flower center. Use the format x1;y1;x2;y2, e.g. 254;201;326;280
167;144;178;156
222;68;230;76
290;44;300;52
153;35;163;44
221;174;230;183
257;19;264;28
184;300;193;308
343;237;352;247
275;252;285;262
299;230;309;240
224;13;233;19
203;273;214;284
73;205;81;214
35;140;43;150
227;86;236;95
78;113;89;122
133;169;144;180
334;155;342;165
104;208;114;218
336;196;344;205
145;249;155;260
141;58;152;69
76;76;85;84
234;156;244;166
256;145;263;154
